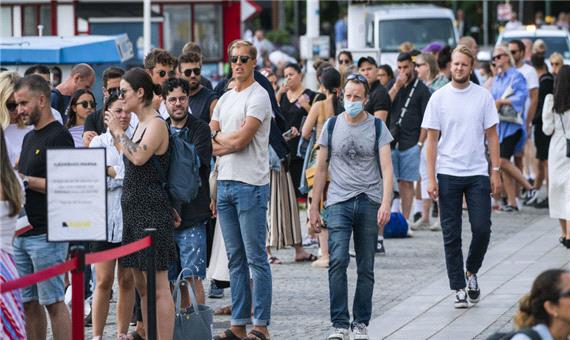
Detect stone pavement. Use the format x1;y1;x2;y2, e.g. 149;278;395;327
75;206;565;340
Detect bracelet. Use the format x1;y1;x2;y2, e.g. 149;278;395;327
491;167;502;173
417;142;424;148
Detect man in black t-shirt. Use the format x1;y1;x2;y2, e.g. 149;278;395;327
14;75;74;338
358;56;391;122
388;52;431;230
178;52;218;123
83;66;125;145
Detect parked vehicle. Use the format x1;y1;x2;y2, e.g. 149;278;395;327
495;28;570;65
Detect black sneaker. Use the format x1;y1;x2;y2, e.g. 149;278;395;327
84;310;92;327
454;289;468;308
523;188;538;204
412;212;422;223
376;239;386;255
466;273;480;303
500;204;519;213
208;280;224;299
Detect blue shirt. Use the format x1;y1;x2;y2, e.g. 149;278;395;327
491;67;528;142
335;19;347;43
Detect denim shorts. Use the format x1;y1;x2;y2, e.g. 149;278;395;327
12;235;68;305
391;144;421;182
168;221;208;282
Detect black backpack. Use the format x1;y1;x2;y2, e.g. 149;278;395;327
485;328;542;340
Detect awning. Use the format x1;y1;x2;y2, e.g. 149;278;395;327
0;34;133;65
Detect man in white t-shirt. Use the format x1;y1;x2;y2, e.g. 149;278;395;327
209;39;272;340
422;46;502;309
508;40;539;199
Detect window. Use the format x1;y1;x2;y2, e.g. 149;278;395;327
193;4;222;61
22;5;52;36
163;4;192;55
378;18;456;52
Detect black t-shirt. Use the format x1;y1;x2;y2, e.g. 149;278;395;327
388;78;431;151
365;80;391;115
84;109;106;135
533;72;554;125
201;77;213;90
19;121;75;236
168;114;212;228
189;86;218;123
50;89;71;124
280;89;317;154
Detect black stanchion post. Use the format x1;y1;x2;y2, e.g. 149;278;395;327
145;228;157;340
70;245;86;340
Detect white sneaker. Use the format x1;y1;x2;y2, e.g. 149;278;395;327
328;327;349;340
429;220;442;231
406;220;414;237
410;219;430;231
352;323;369;339
454;289;469;309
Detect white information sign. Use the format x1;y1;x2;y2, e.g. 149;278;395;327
47;148;107;242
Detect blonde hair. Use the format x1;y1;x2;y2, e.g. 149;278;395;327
452;45;476;67
227;39;257;60
550;52;564;65
399;42;415;53
494;45;515;66
417;53;439;81
532;39;547;53
0;71;22;129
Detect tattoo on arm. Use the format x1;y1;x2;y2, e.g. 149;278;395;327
119;133;139;155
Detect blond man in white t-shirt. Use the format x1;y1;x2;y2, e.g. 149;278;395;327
210;40;272;340
423;46;502;310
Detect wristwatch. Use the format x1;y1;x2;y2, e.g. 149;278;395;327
22;176;29;190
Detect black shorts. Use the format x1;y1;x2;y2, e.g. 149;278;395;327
500;129;523;159
90;240;122;253
534;123;551;161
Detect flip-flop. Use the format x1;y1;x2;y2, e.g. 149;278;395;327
294;254;318;262
268;256;283;264
242;329;270;340
213;329;242;340
214;305;232;315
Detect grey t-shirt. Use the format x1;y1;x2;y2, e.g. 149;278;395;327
317;113;393;207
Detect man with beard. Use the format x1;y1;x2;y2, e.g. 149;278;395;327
177;52;218;123
13;75;74;339
422;46;502;309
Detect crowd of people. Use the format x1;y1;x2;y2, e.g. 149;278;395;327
1;30;569;340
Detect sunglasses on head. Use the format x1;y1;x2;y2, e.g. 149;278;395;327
346;73;370;91
492;54;506;61
77;100;95;109
183;68;201;77
6;101;17;111
230;55;253;64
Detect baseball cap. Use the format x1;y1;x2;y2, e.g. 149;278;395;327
357;56;378;68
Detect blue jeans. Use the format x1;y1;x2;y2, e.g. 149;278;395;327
327;193;379;329
438;174;492;290
168;221;208;282
217;180;271;326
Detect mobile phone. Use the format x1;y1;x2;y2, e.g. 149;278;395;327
282;128;294;139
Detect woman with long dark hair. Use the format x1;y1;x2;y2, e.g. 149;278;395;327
0;127;26;339
542;65;570;247
512;269;570;339
65;88;96;147
105;67;176;340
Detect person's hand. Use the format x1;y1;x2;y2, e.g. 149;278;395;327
278;82;289;94
427;178;439;200
210;200;217;217
106;166;117;178
104;110;121;136
298;93;310;109
395;73;408;89
83;131;97;147
490;172;502;199
309;206;322;233
377;202;391;227
290;126;300;138
173;208;182;228
495;99;506;110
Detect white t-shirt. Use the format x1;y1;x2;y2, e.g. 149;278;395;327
421;82;499;177
212;81;271;186
517;63;539;119
5;123;32;166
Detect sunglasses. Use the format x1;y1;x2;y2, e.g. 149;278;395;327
346;73;370;91
6;101;17;111
77;100;96;109
509;49;520;55
492;54;506;61
560;290;570;299
415;62;426;68
339;59;351;65
183;68;201;77
118;88;128;99
166;96;188;105
156;70;168;78
230;55;253;64
107;87;120;96
552;62;561;66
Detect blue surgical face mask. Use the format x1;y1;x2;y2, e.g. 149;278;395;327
344;99;363;118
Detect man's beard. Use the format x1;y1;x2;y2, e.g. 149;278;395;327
25;105;42;126
189;81;200;92
452;73;470;84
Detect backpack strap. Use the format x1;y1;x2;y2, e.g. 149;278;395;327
513;328;541;340
374;117;383;175
326;116;338;163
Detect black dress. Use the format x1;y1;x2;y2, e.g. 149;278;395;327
119;129;176;272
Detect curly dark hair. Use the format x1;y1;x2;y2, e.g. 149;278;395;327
144;48;176;70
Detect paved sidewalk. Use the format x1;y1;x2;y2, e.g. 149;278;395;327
368;214;569;339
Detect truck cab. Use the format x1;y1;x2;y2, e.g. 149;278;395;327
348;3;459;68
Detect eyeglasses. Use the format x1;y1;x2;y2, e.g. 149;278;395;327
6;101;17;111
77;100;96;109
552;62;561;66
166;96;188;105
559;290;570;299
230;55;253;64
183;68;201;77
339;59;352;65
492;54;506;61
118;88;128;99
415;62;426;68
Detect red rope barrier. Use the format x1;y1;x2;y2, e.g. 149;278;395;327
0;236;152;294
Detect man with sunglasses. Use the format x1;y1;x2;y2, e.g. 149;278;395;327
310;74;393;340
144;48;176;119
210;39;272;340
83;67;125;146
178;52;218;123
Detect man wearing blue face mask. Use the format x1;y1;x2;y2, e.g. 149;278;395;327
309;74;394;340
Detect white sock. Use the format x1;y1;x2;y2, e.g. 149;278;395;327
414;199;423;213
377;235;384;242
391;198;401;213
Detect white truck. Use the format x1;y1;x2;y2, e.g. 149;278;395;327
347;3;459;68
